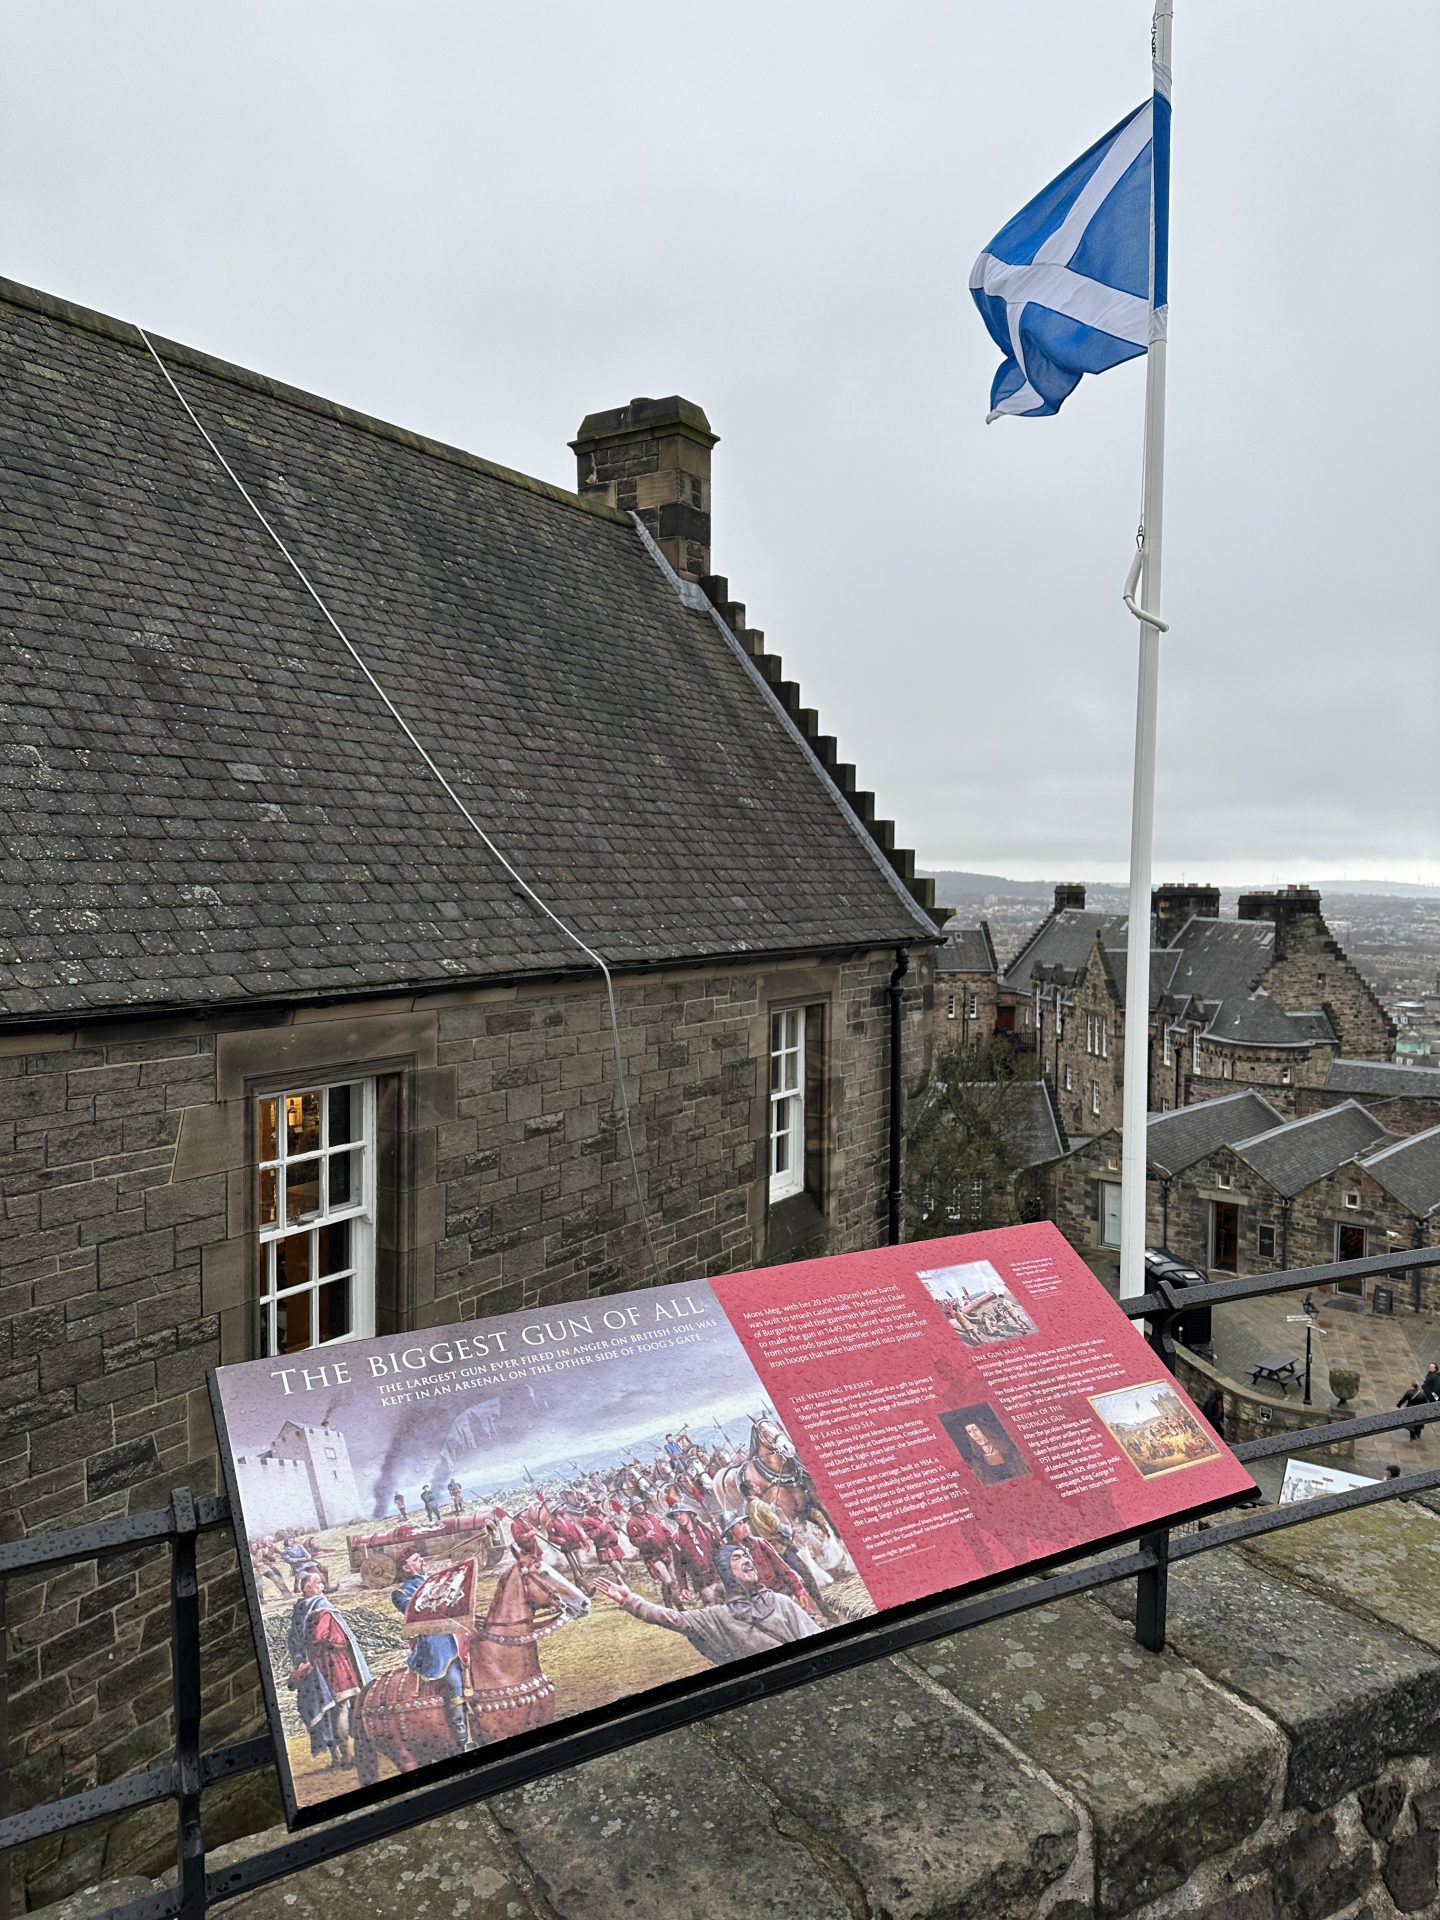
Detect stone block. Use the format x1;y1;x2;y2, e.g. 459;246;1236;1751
1385;1829;1440;1912
1096;1548;1440;1808
85;1437;160;1501
491;1728;851;1920
917;1595;1285;1912
142;1171;227;1230
1245;1503;1440;1655
171;1098;245;1179
709;1657;1077;1920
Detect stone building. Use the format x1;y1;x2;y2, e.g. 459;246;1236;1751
1042;1093;1440;1310
0;279;942;1900
995;882;1393;1139
931;922;997;1050
1297;1059;1440;1138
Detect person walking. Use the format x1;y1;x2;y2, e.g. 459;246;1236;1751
1398;1382;1428;1442
1423;1361;1440;1401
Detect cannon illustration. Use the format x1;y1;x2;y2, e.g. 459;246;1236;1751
346;1514;507;1588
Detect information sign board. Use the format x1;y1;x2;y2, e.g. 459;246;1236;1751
211;1223;1257;1825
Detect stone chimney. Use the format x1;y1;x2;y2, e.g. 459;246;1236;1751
1151;883;1220;946
571;396;718;583
1237;885;1325;958
1053;883;1086;913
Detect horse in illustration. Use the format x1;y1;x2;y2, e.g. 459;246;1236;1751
352;1555;589;1785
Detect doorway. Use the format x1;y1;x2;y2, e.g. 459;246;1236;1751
1334;1222;1367;1292
1100;1182;1122;1249
1211;1201;1239;1273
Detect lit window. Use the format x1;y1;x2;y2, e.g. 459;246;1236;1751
946;994;956;1020
257;1080;375;1355
769;1010;805;1203
1091;1079;1101;1116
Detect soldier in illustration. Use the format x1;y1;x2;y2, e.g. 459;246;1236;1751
625;1497;680;1601
447;1477;465;1515
251;1537;289;1601
670;1499;723;1605
595;1544;820;1663
391;1546;473;1753
285;1571;372;1770
393;1491;408;1521
420;1483;444;1523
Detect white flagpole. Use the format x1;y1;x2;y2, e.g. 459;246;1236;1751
1118;0;1172;1300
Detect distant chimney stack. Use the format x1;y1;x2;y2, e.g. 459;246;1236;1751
571;396;718;583
1053;883;1086;913
1237;885;1324;958
1151;882;1220;945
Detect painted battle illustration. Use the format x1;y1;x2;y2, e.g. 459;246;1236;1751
917;1258;1038;1347
213;1282;874;1814
1088;1380;1221;1479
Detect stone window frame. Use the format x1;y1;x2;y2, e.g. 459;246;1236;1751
1091;1079;1101;1117
206;1020;435;1369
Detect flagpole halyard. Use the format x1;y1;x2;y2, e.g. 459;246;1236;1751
1118;0;1173;1301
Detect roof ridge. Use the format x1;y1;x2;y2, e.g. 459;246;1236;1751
1234;1098;1379;1151
1360;1121;1440;1165
1148;1087;1273;1124
0;274;628;529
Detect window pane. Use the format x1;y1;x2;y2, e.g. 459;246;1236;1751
274;1231;313;1294
317;1277;352;1344
258;1096;278;1164
770;1049;782;1093
328;1083;355;1145
258;1166;277;1229
317;1220;352;1278
286;1163;321;1225
285;1090;321;1158
278;1288;312;1354
328;1148;360;1210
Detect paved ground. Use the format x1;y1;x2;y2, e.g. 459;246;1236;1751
1086;1249;1440;1486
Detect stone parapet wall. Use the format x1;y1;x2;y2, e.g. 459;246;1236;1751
43;1503;1440;1920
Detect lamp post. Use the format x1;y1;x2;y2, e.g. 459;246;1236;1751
1301;1292;1316;1407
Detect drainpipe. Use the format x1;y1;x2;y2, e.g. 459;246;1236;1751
887;945;910;1245
1160;1175;1171;1249
1280;1195;1293;1270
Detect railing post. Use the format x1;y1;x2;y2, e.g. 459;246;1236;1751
1143;1278;1182;1377
169;1487;207;1919
1134;1528;1170;1652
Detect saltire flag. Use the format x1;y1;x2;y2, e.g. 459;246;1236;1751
970;54;1171;422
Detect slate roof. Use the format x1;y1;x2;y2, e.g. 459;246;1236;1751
1326;1060;1440;1099
1145;1091;1284;1175
1008;1083;1066;1169
1101;947;1177;1014
1359;1126;1440;1217
1001;910;1127;993
1161;918;1292;1044
0;282;935;1021
1286;1010;1339;1046
1233;1101;1392;1198
937;925;996;975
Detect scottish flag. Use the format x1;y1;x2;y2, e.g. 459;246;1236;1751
970;59;1171;422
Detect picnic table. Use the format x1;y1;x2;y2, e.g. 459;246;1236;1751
1250;1352;1300;1394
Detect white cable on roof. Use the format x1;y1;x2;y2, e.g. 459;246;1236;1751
135;326;662;1285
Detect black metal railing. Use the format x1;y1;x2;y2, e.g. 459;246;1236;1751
3;1244;1438;1920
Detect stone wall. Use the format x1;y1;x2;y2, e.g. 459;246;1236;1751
1297;1085;1440;1139
3;944;932;1906
933;970;997;1054
48;1503;1440;1920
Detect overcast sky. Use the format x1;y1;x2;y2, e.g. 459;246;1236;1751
4;3;1436;886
